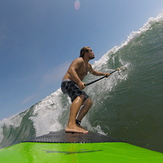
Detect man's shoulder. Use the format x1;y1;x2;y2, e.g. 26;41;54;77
73;57;84;64
75;57;84;61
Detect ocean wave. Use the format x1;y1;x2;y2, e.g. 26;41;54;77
0;13;163;152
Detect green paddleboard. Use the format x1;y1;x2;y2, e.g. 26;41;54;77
0;129;163;163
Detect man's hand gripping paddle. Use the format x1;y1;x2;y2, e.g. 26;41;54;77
84;67;124;86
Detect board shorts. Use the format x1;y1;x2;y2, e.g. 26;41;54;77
61;79;89;102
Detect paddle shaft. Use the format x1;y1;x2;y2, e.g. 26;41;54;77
84;69;118;86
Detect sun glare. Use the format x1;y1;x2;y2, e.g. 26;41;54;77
74;0;80;10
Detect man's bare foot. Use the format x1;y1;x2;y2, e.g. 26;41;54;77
76;124;87;130
65;124;88;133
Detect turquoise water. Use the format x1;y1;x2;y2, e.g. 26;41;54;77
0;14;163;153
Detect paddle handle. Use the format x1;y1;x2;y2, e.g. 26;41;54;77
84;68;121;86
84;76;107;86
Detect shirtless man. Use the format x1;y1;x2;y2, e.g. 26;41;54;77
61;47;110;133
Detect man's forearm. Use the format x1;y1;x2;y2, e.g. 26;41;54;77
93;71;107;76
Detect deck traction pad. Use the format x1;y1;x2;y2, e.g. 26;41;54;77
24;129;124;143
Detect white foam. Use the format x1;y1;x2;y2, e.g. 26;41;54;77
0;112;26;143
0;112;26;128
30;89;70;136
93;125;107;135
0;127;3;143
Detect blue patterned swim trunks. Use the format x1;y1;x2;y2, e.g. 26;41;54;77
61;79;89;102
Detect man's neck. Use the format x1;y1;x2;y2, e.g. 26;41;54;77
83;56;90;63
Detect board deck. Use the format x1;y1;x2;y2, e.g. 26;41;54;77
24;129;123;143
0;129;163;163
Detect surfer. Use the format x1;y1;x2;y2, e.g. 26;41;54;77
61;47;110;133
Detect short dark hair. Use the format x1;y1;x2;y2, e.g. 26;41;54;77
79;46;90;58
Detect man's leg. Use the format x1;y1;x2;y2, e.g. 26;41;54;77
65;95;88;133
76;98;92;123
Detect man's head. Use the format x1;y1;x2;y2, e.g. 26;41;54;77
80;47;95;59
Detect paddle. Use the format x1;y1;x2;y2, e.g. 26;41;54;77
85;67;124;86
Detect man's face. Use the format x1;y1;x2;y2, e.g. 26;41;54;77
87;48;95;59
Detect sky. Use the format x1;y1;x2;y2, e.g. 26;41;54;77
0;0;163;120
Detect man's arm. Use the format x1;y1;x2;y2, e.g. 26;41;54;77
67;59;82;83
67;58;85;90
88;63;110;77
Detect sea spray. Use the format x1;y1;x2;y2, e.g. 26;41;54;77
29;89;66;136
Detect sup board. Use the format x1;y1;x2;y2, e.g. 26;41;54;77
0;129;163;163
